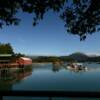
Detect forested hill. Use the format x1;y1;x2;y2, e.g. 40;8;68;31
30;52;100;63
67;52;100;62
68;52;88;62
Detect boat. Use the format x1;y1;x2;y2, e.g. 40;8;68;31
67;63;87;71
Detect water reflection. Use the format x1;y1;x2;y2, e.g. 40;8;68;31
0;63;100;92
63;62;100;73
31;62;100;73
52;63;62;72
0;65;33;91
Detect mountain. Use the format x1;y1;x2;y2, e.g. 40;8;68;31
68;52;88;62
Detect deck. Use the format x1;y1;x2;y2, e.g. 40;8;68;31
0;63;20;68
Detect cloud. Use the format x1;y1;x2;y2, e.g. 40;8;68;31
86;52;100;56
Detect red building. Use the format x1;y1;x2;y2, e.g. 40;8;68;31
16;57;32;65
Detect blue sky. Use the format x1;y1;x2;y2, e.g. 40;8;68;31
0;11;100;56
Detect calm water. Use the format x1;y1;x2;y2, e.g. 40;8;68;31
1;62;100;100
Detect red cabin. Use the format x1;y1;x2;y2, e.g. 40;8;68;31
16;57;32;65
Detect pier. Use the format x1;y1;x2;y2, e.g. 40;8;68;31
0;63;19;68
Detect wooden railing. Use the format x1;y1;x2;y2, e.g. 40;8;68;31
1;91;100;100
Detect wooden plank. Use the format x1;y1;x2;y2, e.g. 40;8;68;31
0;63;19;68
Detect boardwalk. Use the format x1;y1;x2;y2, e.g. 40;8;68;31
0;63;19;68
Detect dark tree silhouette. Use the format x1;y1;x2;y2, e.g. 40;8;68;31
0;0;100;40
0;43;14;54
61;0;100;40
0;0;66;27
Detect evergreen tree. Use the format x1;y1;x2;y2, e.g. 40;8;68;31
0;43;14;54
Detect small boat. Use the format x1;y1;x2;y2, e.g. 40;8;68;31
67;63;87;71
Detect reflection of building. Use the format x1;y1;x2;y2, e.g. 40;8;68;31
0;54;12;64
0;66;32;91
16;57;32;65
15;70;32;80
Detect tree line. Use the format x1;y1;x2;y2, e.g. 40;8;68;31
0;43;14;54
31;52;100;63
0;43;25;58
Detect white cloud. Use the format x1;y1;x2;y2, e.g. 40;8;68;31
86;52;100;56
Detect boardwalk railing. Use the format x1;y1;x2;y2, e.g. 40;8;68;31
1;91;100;100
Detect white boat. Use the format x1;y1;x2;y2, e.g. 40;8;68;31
67;63;88;71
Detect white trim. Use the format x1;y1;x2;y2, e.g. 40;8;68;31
20;57;32;61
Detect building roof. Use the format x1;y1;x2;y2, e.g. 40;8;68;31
20;57;32;61
0;54;12;57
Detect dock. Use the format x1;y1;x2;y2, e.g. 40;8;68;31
0;63;20;68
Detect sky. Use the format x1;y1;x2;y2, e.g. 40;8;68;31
0;11;100;56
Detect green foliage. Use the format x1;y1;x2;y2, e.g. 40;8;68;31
32;56;61;63
0;43;14;54
31;52;100;63
61;0;100;40
0;0;100;40
68;52;88;62
15;53;25;58
0;0;66;27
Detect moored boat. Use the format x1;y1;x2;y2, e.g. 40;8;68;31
67;63;87;71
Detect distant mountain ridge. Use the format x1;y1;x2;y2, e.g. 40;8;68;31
68;52;88;62
29;52;100;62
67;52;100;62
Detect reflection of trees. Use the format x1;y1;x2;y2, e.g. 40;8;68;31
0;80;13;91
52;62;62;72
0;68;14;91
0;65;33;91
15;66;32;81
